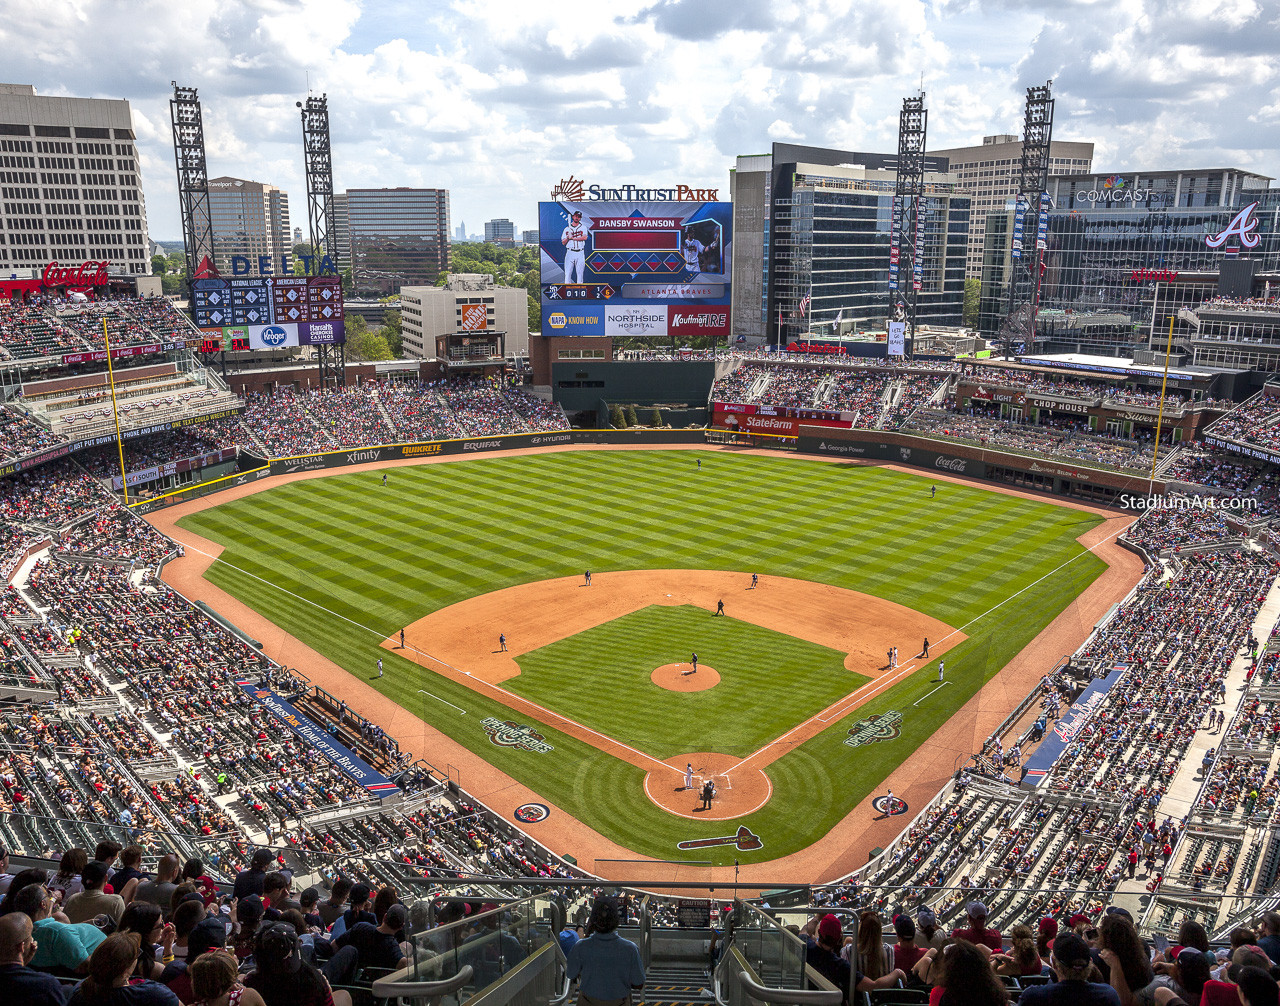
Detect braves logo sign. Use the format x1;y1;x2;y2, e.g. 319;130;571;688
676;826;763;852
1205;202;1261;250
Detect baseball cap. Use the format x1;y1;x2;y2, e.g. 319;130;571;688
1053;932;1092;967
1105;905;1133;921
1038;917;1058;937
893;915;915;940
238;895;264;926
385;903;409;930
817;914;843;944
255;922;302;974
349;883;371;907
966;901;988;918
571;210;581;218
188;915;228;959
479;902;499;915
1067;913;1090;928
1228;948;1270;984
916;909;936;926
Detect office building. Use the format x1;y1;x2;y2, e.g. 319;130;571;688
329;192;350;268
485;218;516;247
0;82;151;275
930;134;1094;279
730;142;970;345
978;167;1280;361
207;176;291;276
400;273;529;360
521;229;538;246
346;187;450;296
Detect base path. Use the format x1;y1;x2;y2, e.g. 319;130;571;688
147;442;1143;884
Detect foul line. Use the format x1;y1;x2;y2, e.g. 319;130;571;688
416;688;467;715
723;515;1135;774
166;537;678;777
913;681;952;707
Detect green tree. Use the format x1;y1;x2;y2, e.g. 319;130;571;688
345;315;393;361
610;405;626;429
165;251;186;275
161;274;184;296
527;295;540;334
150;253;167;276
650;408;663;427
625;404;638;427
963;278;981;329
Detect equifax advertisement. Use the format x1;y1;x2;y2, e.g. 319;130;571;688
538;200;732;337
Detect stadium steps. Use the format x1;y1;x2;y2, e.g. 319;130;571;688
636;964;714;1006
370;391;399;441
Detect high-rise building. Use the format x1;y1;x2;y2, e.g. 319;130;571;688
456;220;466;241
731;143;969;345
207;176;291;276
400;273;529;359
0;82;151;275
346;187;450;296
484;218;516;247
330;192;350;269
930;134;1095;280
521;229;538;246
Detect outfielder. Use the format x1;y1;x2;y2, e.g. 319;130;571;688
561;210;588;284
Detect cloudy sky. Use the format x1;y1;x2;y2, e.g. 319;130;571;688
4;0;1276;241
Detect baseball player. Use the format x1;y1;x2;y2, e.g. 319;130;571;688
922;637;929;658
751;573;758;589
499;633;507;652
684;763;694;791
400;629;405;649
938;660;945;682
561;210;588;284
715;599;725;616
682;233;717;273
691;652;698;674
382;473;387;486
377;657;383;678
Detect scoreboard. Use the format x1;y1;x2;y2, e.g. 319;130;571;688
193;275;345;349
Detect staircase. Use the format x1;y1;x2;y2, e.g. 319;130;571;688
638;964;714;1006
371;390;400;441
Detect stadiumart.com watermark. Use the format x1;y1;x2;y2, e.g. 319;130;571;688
1118;493;1259;512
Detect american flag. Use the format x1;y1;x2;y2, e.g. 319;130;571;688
798;287;811;318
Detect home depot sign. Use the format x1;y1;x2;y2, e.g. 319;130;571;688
460;303;488;331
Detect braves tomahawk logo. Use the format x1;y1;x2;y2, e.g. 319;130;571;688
676;826;763;852
1205;202;1261;249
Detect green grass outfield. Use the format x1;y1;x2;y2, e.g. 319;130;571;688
510;604;866;759
179;450;1107;866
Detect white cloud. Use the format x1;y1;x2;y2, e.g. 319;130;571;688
0;0;1273;239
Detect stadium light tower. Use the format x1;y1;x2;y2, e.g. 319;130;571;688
1001;80;1055;359
299;94;346;388
169;84;217;295
890;93;928;359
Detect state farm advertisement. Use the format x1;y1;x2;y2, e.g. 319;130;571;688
713;411;852;435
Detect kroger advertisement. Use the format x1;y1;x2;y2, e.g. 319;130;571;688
192;275;345;348
538;200;732;338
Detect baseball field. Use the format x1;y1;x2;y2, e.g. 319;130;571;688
176;449;1109;867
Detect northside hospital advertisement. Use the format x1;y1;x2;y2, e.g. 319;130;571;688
538;198;733;339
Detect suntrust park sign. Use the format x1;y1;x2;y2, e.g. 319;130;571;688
550;175;719;201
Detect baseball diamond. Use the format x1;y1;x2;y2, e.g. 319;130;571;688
161;445;1139;876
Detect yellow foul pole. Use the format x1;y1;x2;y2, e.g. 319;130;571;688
102;318;129;504
1149;313;1175;488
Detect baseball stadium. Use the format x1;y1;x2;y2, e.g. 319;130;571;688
0;276;1277;1003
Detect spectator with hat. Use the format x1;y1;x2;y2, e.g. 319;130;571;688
916;908;948;951
805;914;904;1001
891;914;928;976
952;901;1002;953
566;896;645;1006
333;902;409;978
243;922;353;1006
1019;931;1120;1005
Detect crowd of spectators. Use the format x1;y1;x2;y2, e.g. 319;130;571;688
1207;395;1280;453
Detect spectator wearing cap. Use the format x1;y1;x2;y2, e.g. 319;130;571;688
298;889;322;931
244;922;354;1006
334;902;409;979
1019;932;1120;1005
164;914;226;1002
891;914;928;976
232;850;273;902
1235;966;1280;1006
805;914;903;1002
1198;948;1273;1006
328;884;374;940
1036;918;1058;960
63;862;124;927
952;901;1002;953
1149;948;1211;1003
566;897;645;1006
916;909;947;951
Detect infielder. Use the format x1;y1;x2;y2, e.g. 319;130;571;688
682;234;717;273
561;210;588;284
938;660;945;682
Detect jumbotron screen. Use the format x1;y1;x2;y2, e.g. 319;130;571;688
538;201;732;338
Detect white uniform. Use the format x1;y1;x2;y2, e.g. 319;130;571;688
683;238;705;272
562;218;588;283
684;764;694;790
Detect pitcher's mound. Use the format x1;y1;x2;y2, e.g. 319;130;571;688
651;664;719;691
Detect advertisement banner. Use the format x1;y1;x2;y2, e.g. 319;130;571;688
887;321;906;357
539;199;732;337
1021;663;1126;787
460;303;488;331
966;385;1027;405
61;342;184;367
236;682;400;796
715;413;800;436
110;447;237;491
248;324;300;349
605;305;667;337
300;320;341;345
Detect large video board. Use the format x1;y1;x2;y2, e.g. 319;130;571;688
192;275;345;348
538;201;732;338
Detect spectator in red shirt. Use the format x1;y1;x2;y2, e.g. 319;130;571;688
951;901;1002;953
892;915;928;975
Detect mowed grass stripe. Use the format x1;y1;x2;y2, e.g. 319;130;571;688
180;450;1108;865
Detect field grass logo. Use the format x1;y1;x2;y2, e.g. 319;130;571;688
872;794;909;816
482;717;554;754
844;711;903;748
676;826;763;852
514;803;550;824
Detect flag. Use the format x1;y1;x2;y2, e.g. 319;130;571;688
834;309;843;326
798;286;812;318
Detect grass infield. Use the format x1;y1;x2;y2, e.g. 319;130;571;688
179;450;1106;866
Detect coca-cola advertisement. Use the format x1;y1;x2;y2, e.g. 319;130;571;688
42;260;109;288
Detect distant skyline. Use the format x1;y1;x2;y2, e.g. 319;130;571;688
5;0;1277;243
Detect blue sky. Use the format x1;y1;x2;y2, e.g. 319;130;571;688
4;0;1275;241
